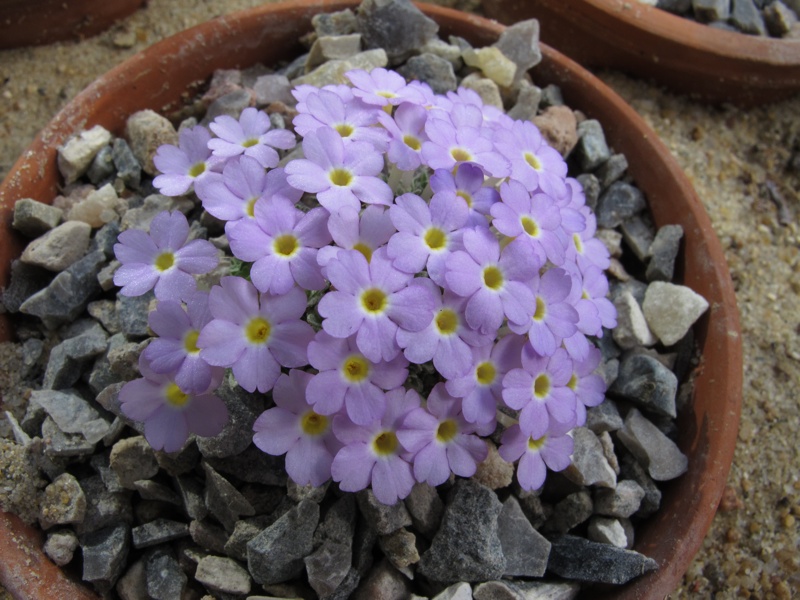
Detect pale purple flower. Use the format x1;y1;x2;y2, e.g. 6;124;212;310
498;423;573;492
285;126;393;214
396;278;491;379
119;354;227;453
567;346;607;427
194;158;301;223
331;387;420;505
397;383;488;486
421;105;510;177
346;68;424;107
226;198;331;295
153;125;219;196
429;163;498;228
317;205;395;269
317;248;434;362
252;370;341;487
444;227;537;336
502;347;577;439
208;107;296;168
446;332;526;426
494;119;568;199
508;268;579;357
306;331;409;425
560;263;608;361
377;102;429;171
293;83;354;106
387;192;468;286
142;291;223;394
113;210;218;302
565;205;611;272
197;277;314;393
490;179;566;268
293;87;388;150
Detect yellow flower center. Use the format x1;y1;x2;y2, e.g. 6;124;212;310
300;411;329;436
353;242;373;262
450;148;472;163
335;123;354;138
435;308;459;335
528;435;547;451
403;135;421;151
436;419;458;443
378;91;397;99
246;197;257;218
533;374;550;399
342;354;370;383
456;190;473;208
360;288;387;314
183;330;200;355
273;234;299;258
533;297;547;322
524;152;542;171
573;233;584;254
165;383;190;408
242;138;259;148
329;168;353;187
521;216;539;238
424;227;447;251
245;316;271;344
482;265;504;290
476;361;496;385
188;162;206;178
567;373;579;391
154;251;175;272
372;430;399;456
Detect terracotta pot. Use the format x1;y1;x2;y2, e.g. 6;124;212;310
482;0;800;107
0;1;742;598
0;0;145;49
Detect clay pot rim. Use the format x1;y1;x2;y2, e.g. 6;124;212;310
0;2;743;599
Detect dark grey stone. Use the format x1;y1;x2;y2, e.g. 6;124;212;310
397;53;457;94
507;82;542;122
203;462;255;531
1;259;53;313
493;19;542;80
116;291;153;338
610;352;678;418
542;491;593;534
619;454;662;517
42;326;108;389
224;516;271;561
87;144;115;184
312;8;358;36
576;173;601;211
539;83;564;108
112;138;142;190
247;498;320;585
82;523;130;593
692;0;731;21
417;479;506;583
175;474;208;521
315;494;357;548
189;519;228;554
204;443;287;486
546;535;658;584
90;219;122;259
404;481;444;540
617;408;688;481
12;198;63;237
498;496;551;577
596;181;647;229
356;488;412;535
764;2;799;36
201;89;253;126
646;224;684;282
595;153;629;190
594;480;647;519
305;540;352;598
356;0;439;64
575;119;611;171
30;388;101;434
730;0;768;33
586;399;624;433
253;74;295;106
657;0;693;12
76;475;133;535
133;480;182;505
132;518;190;548
19;249;105;329
41;416;95;457
146;548;187;600
620;215;655;263
353;558;410;600
197;379;265;458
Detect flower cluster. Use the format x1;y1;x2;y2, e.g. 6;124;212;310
115;67;616;503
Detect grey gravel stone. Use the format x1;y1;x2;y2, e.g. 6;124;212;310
657;0;693;13
642;281;709;346
493;19;541;81
585;399;624;433
1;259;52;313
646;224;683;282
619;453;663;517
474;580;525;600
356;0;439;64
731;0;768;33
202;89;254;125
596;181;647;229
30;389;101;435
353;558;411;600
542;491;593;534
43;529;80;566
764;1;799;35
315;493;357;548
116;558;147;600
612;290;657;349
175;474;208;521
112;138;142;190
253;74;296;106
145;548;187;600
20;220;92;272
610;352;678;418
312;8;358;36
119;193;193;231
190;519;228;554
587;516;628;548
203;462;255;531
617;408;688;481
397;53;457;94
247;498;320;585
82;523;130;593
195;555;252;595
432;582;473;600
58;125;113;184
115;291;154;338
547;535;657;584
594;480;646;518
404;481;444;540
307;33;363;70
498;496;551;577
39;473;86;529
575;119;611;171
418;479;506;583
379;527;419;571
305;540;352;597
292;49;389;88
563;427;617;489
110;436;159;489
357;488;412;535
43;325;108;390
692;0;731;21
197;377;265;458
539;84;564;108
131;518;190;548
620;215;654;263
507;81;542;121
12;198;63;237
125;110;178;176
204;443;287;486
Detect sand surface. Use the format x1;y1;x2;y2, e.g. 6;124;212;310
0;0;799;597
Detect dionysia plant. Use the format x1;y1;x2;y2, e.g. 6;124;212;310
114;68;617;505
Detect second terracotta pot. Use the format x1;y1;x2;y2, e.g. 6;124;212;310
482;0;800;106
0;1;742;598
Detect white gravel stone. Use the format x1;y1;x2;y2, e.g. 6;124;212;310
612;290;657;349
65;183;121;228
642;281;709;346
587;516;628;548
20;220;91;272
57;125;112;184
432;582;473;600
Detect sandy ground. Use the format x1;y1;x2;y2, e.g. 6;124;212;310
1;0;799;597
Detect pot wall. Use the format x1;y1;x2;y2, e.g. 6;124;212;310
0;1;743;598
482;0;800;106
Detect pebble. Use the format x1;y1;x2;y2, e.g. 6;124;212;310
512;580;581;599
619;454;662;517
532;105;578;158
203;462;255;531
247;499;320;585
116;558;148;600
306;33;363;70
507;81;542;122
692;0;731;22
357;489;412;535
204;443;287;486
195;555;252;595
398;53;458;94
353;558;411;600
497;496;551;577
420;38;464;69
119;192;192;231
462;46;517;88
765;1;798;35
146;548;187;600
404;481;444;540
595;153;629;190
312;8;358;36
563;427;617;489
42;324;108;390
642;281;709;346
132;518;190;548
432;582;473;600
77;475;133;534
175;474;209;521
473;580;525;600
646;224;683;282
356;0;439;63
575;119;611;171
418;479;506;583
57;125;113;184
112;138;142;190
546;535;658;584
12;198;63;237
20;220;91;272
305;540;353;597
731;0;768;34
202;89;254;124
1;259;52;313
585;399;624;433
86;145;115;184
612;290;658;349
379;527;419;570
29;389;101;435
253;74;296;106
110;436;159;489
593;480;646;518
197;378;265;458
617;408;688;481
619;215;654;263
596;181;647;228
658;0;693;12
43;529;80;566
125;110;179;176
65;183;122;228
473;439;514;490
82;523;130;593
190;519;229;555
39;473;87;529
292;49;388;87
587;516;628;548
493;19;542;81
542;491;593;535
